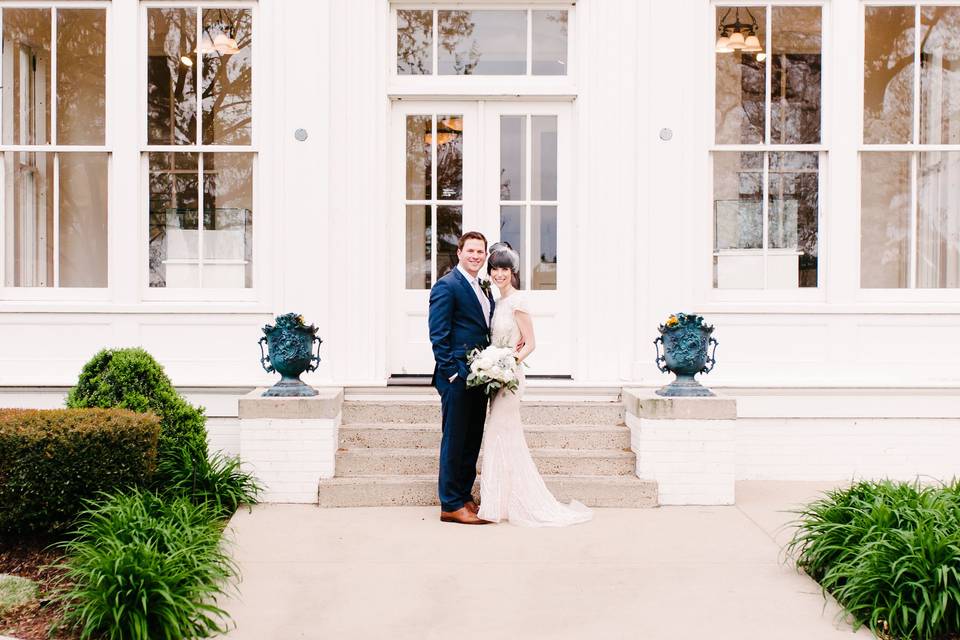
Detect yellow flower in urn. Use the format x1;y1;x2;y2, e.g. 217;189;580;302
296;315;305;326
665;315;679;328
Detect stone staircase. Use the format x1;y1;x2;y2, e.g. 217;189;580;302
317;388;658;507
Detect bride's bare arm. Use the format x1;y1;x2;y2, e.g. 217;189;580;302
513;310;536;363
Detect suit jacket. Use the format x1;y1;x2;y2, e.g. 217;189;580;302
428;268;495;386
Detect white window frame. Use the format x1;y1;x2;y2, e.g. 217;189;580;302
858;0;960;302
138;0;263;303
700;0;830;305
0;1;112;303
388;1;577;99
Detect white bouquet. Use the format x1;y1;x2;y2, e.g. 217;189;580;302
466;344;521;396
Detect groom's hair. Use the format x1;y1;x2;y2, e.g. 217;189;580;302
457;231;487;251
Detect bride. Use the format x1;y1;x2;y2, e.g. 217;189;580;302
478;244;593;527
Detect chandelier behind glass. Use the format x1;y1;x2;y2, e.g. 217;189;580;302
716;7;765;61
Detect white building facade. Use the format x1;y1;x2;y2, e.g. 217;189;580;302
1;0;959;392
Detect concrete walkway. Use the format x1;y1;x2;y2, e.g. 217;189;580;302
220;481;873;640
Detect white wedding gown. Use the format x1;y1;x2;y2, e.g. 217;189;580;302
478;292;593;527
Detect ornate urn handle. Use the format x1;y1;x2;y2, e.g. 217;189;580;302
307;335;322;373
701;337;719;374
258;336;275;373
653;336;669;373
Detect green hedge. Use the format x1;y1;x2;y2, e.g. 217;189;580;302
66;348;208;463
0;409;159;536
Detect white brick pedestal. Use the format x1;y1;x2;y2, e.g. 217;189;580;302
623;389;737;505
237;388;343;503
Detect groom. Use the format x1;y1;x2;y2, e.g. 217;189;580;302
428;231;495;525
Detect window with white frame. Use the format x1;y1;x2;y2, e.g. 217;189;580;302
144;4;253;289
396;7;568;76
712;4;822;289
861;4;960;288
1;5;108;288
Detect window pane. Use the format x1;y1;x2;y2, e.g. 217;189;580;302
864;6;914;144
920;8;960;145
500;116;525;201
532;116;557;201
713;152;763;288
532;205;557;290
500;205;525;287
397;10;432;75
861;152;911;288
2;9;52;145
439;10;526;75
532;10;567;76
437;114;462;200
149;152;199;288
405;204;430;289
59;153;107;287
437;205;462;280
715;6;766;144
918;152;960;288
57;9;105;145
769;152;818;287
203;153;253;288
147;8;197;145
406;115;431;200
201;9;252;145
2;152;54;286
771;7;821;144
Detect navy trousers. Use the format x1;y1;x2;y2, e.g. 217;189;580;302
436;374;488;512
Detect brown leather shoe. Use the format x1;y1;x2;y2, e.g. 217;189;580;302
464;500;479;514
440;506;491;525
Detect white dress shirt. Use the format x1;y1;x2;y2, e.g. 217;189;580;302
449;264;491;382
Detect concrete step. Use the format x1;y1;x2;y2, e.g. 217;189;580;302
335;448;636;477
341;401;625;426
317;474;657;508
339;423;632;450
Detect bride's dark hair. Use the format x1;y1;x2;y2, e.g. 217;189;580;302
487;242;521;289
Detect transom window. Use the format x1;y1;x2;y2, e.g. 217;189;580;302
1;5;108;288
144;4;254;290
861;4;960;288
396;8;568;76
711;4;823;290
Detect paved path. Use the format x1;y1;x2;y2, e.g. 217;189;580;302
220;481;872;640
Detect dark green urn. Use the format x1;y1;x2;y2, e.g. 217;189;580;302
258;313;322;397
654;313;718;397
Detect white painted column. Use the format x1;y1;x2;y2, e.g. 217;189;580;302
624;388;737;505
237;388;343;503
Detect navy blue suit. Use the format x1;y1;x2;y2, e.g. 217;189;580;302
428;268;495;512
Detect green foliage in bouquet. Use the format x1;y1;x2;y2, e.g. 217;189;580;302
466;345;524;397
787;479;960;640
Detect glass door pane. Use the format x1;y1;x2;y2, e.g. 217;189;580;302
404;113;463;289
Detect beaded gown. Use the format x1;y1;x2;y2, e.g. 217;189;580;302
477;292;593;527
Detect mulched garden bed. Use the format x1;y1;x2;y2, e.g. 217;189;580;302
0;539;79;640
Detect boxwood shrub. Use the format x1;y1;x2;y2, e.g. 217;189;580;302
0;409;159;535
66;348;208;464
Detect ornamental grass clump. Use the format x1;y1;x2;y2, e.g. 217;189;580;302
787;480;960;640
54;489;236;640
158;445;262;520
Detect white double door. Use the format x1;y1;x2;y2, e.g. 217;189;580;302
388;100;573;377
